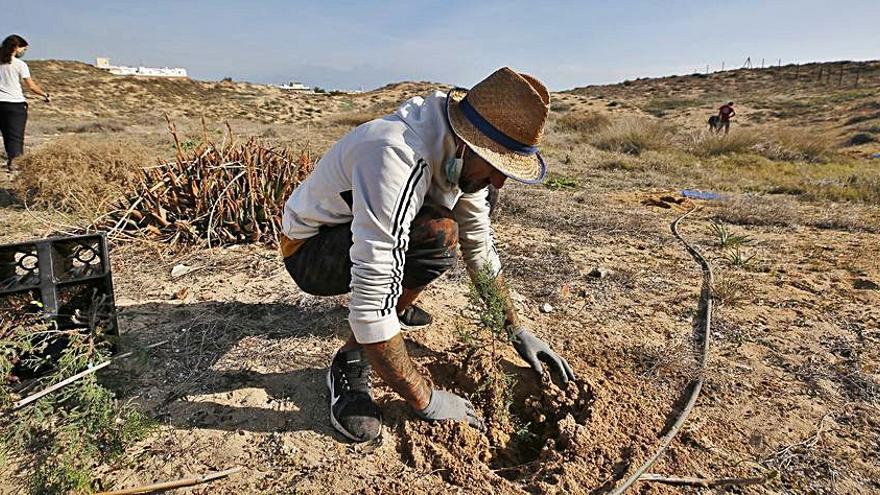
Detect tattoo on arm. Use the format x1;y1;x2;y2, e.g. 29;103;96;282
363;333;432;410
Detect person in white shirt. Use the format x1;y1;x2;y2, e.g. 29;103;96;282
0;35;51;171
281;67;575;442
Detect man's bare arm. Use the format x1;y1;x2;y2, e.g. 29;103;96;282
362;333;432;410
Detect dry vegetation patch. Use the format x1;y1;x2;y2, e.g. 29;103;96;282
589;116;672;155
550;111;611;137
3;59;880;494
12;135;153;217
98;126;314;248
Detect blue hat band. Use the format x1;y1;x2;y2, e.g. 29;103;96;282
458;98;539;156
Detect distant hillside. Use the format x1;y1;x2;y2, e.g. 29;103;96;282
567;60;880;140
25;60;438;127
24;59;880;151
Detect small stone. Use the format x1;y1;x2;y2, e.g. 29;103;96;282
854;278;879;290
588;266;613;279
170;263;190;278
540;303;554;313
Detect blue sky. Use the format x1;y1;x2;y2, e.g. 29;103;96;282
6;0;879;90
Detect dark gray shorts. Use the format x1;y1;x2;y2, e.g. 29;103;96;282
284;204;459;296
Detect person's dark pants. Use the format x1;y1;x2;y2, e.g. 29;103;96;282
0;102;28;161
0;249;15;281
285;204;459;297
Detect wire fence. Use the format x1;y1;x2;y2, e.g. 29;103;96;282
695;58;878;88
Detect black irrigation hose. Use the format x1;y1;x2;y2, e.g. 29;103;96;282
609;206;714;495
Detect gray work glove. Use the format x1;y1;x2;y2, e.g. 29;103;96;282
510;326;576;385
415;389;485;432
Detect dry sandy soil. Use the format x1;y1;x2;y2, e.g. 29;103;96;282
1;61;879;494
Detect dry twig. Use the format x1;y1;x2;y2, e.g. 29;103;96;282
96;466;242;495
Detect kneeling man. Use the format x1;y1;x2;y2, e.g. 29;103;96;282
281;67;574;442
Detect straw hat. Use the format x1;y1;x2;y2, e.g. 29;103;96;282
447;67;550;184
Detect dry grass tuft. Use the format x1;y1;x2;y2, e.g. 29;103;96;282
331;112;384;128
552;111;611;136
681;128;831;163
756;129;832;163
329;103;392;128
12;135;153;217
590;116;671;155
682;129;763;157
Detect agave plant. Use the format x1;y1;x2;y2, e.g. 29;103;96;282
98;119;313;248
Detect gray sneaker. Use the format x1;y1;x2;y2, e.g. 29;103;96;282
326;348;383;442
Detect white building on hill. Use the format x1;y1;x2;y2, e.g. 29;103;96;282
95;57;188;78
273;81;312;92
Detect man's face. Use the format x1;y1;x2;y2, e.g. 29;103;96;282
458;147;508;193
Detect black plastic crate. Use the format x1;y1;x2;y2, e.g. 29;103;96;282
1;233;118;375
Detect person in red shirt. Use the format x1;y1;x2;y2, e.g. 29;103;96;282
717;102;735;134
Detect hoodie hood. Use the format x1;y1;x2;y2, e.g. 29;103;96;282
393;91;459;198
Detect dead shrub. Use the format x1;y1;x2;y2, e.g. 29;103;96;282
332;113;381;128
631;337;699;383
549;101;573;112
99;123;314;248
12;135;153;217
590;116;671;155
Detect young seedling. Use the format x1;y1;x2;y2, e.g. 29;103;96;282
464;266;518;435
545;175;580;190
710;221;753;248
723;246;757;268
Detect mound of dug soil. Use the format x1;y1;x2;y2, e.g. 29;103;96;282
396;341;672;494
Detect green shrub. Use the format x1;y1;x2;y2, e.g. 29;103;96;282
1;317;156;494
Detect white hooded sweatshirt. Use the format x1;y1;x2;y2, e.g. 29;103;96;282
282;91;501;344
